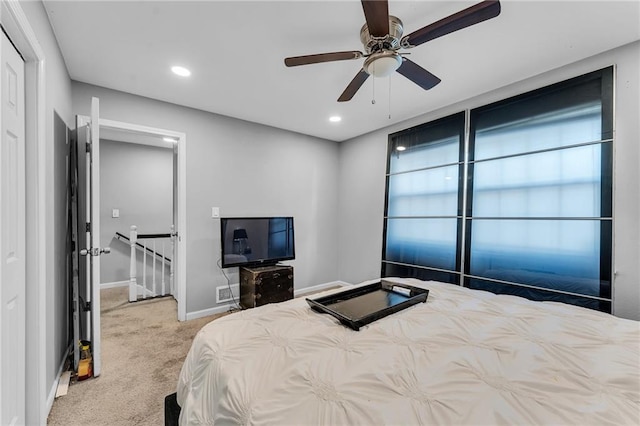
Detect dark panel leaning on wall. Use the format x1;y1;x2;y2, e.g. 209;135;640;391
53;111;72;368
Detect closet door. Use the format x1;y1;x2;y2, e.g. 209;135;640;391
0;29;26;426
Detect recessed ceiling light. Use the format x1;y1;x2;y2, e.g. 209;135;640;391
163;137;177;143
396;146;406;151
171;66;191;77
329;116;342;123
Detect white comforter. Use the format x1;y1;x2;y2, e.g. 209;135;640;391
177;279;640;425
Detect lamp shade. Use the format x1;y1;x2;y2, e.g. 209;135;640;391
233;228;248;240
364;52;402;77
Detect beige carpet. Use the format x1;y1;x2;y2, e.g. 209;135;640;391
47;287;229;425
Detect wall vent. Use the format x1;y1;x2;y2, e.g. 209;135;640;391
216;284;239;303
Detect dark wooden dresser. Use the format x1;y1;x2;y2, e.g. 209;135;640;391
239;265;294;309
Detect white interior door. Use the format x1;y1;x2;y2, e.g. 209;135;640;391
73;117;89;371
0;30;26;425
76;98;106;377
88;98;103;377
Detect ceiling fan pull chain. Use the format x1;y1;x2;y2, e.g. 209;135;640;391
388;75;392;119
371;62;376;104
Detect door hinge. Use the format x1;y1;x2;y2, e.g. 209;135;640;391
86;222;91;232
85;142;91;153
83;301;91;312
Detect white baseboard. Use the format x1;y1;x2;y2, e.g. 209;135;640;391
293;280;350;297
185;303;237;321
100;280;129;289
46;345;71;415
184;280;352;321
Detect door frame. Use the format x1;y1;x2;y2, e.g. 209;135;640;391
0;0;47;424
77;115;187;321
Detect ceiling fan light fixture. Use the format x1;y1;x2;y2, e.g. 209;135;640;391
364;52;402;77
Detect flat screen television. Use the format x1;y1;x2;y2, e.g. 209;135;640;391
220;217;295;268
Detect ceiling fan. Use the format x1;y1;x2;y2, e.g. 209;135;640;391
284;0;501;102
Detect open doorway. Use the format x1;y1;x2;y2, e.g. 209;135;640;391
78;116;187;322
100;133;174;299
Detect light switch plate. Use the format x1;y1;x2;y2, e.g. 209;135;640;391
112;208;120;218
211;207;220;218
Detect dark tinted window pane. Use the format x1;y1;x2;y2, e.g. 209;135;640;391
468;219;609;297
388;165;459;217
383;263;459;284
385;218;458;271
388;112;464;174
473;78;603;161
472;144;604;218
465;277;611;313
389;136;459;174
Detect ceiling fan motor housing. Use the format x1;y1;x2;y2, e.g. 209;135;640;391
360;15;404;54
360;15;404;77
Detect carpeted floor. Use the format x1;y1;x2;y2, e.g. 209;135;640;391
47;287;229;425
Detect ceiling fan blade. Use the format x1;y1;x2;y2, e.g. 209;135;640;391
284;51;363;67
396;58;441;90
403;0;501;47
338;69;370;102
361;0;389;37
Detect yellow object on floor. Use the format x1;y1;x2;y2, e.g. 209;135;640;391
77;340;92;381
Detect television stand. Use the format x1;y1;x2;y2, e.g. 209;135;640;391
239;264;294;309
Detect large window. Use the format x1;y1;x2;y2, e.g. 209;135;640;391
382;67;613;312
383;113;465;284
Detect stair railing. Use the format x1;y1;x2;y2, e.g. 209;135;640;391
115;225;174;302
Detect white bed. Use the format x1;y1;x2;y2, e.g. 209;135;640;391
177;278;640;425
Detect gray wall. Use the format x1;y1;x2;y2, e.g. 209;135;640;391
72;82;341;314
100;140;173;284
16;0;74;422
338;41;640;321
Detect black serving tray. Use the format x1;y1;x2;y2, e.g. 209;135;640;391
306;280;429;331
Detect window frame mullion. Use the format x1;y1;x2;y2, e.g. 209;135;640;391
458;109;471;287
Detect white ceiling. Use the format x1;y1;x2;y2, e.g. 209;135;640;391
44;1;640;142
